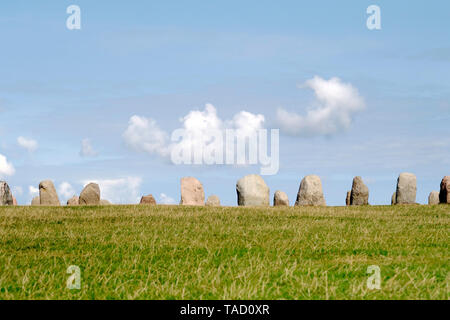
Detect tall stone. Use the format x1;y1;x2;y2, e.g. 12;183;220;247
273;190;289;206
395;173;417;204
428;191;440;205
295;175;326;206
206;195;220;207
140;194;156;205
39;180;60;206
79;183;100;205
391;192;396;205
12;196;17;206
31;196;40;206
350;176;369;205
0;181;13;205
67;196;79;206
345;191;351;206
236;174;269;206
180;177;205;206
439;176;450;204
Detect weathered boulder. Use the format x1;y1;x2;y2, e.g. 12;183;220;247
350;176;369;205
180;177;205;206
428;191;440;205
395;173;417;204
295;175;326;206
236;174;269;206
79;183;100;205
67;196;79;206
140;194;156;205
206;195;220;207
31;196;40;206
273;190;289;206
439;176;450;204
0;181;13;205
39;180;60;206
345;191;351;206
100;199;111;205
391;192;396;205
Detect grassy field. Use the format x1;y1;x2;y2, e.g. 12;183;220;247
0;204;448;300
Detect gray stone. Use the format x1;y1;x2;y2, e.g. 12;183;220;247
395;173;417;204
140;194;156;205
39;180;60;206
273;190;289;206
206;195;220;207
0;181;13;205
79;183;100;205
439;176;450;204
31;196;40;206
345;191;351;206
350;176;369;205
67;196;79;206
295;175;326;206
236;174;269;206
100;199;111;205
391;192;396;205
428;191;440;205
180;177;205;206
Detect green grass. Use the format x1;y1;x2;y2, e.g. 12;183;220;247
0;204;448;300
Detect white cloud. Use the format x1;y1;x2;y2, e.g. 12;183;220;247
276;76;365;136
29;185;39;196
0;154;15;177
17;136;38;152
159;193;176;204
79;138;98;157
58;182;75;201
81;177;142;204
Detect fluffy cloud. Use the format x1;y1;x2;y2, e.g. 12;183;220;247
159;193;176;204
276;76;365;136
80;138;98;157
58;182;75;201
81;177;142;204
29;185;39;196
17;136;38;152
0;154;15;177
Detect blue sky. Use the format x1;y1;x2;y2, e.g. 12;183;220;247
0;0;449;205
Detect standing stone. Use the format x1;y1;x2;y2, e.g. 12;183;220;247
236;174;269;206
0;181;13;205
31;196;40;206
428;191;440;205
67;196;79;206
273;190;289;206
206;195;221;207
395;173;417;204
100;199;111;205
39;180;60;206
345;191;351;206
439;176;450;204
391;192;396;205
180;177;205;206
140;194;156;205
12;196;17;206
350;176;369;205
295;175;326;206
79;183;100;205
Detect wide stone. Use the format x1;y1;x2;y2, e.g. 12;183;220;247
39;180;60;206
439;176;450;204
79;183;100;205
428;191;440;205
0;181;13;205
100;199;111;205
206;195;220;207
236;174;269;206
67;196;79;206
345;191;351;206
273;190;289;206
395;173;417;204
180;177;205;206
391;192;396;205
12;196;17;206
31;196;40;206
295;175;326;206
140;194;156;205
350;176;369;205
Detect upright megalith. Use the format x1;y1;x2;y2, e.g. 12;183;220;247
79;183;100;205
140;194;156;205
206;195;220;207
67;196;79;206
39;180;60;206
350;176;369;205
236;174;269;206
428;191;440;205
345;191;351;206
31;196;40;206
439;176;450;204
391;192;396;205
273;190;289;206
295;175;326;206
180;177;205;206
395;173;417;204
12;196;17;206
0;182;13;205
